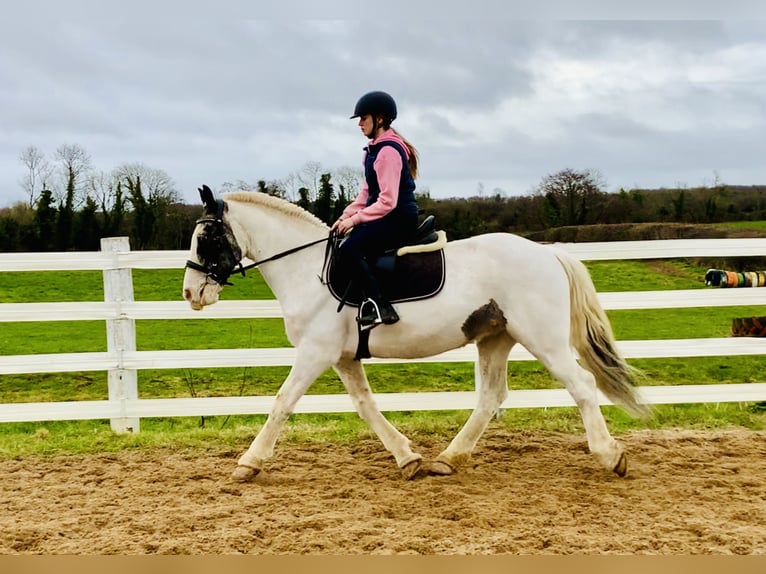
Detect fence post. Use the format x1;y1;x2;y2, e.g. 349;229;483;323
101;237;139;433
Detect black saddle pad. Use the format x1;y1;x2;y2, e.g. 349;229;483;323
326;250;446;307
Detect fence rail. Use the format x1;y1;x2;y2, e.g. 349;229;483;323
1;237;766;432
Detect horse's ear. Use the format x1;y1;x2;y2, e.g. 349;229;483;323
198;185;215;210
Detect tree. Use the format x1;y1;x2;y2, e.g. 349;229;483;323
298;161;322;203
54;144;92;249
113;163;179;204
120;174;153;248
54;143;92;207
35;188;57;251
85;170;125;236
220;180;256;194
333;183;349;223
114;163;181;249
0;203;36;251
602;188;634;224
56;176;76;250
86;171;120;213
703;172;730;223
280;172;300;202
257;179;287;198
671;188;687;222
73;196;100;250
330;166;361;221
313;173;335;224
19;145;53;208
110;181;126;237
0;210;23;251
535;168;606;227
333;166;363;198
296;187;311;212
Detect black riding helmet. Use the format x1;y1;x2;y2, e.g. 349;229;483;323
350;91;397;122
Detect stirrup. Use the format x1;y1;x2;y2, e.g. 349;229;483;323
357;298;399;330
357;299;383;331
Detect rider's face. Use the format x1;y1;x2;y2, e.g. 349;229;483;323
358;114;375;138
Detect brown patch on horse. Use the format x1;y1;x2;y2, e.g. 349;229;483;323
461;299;508;341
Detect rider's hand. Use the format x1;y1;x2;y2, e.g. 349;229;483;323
333;218;354;234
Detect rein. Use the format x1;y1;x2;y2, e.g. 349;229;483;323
240;235;331;272
185;198;334;285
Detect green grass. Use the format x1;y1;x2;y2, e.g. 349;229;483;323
717;220;766;231
609;306;766;340
1;258;765;458
0;268;275;303
2;302;753;358
1;402;762;459
586;259;708;292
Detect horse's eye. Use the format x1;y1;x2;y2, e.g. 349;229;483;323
196;233;218;257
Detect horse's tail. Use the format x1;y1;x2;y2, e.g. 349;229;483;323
553;248;651;419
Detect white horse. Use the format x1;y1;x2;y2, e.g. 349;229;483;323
182;187;649;482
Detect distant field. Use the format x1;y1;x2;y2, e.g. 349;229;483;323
718;220;766;230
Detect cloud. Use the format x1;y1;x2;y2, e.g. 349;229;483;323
1;19;764;208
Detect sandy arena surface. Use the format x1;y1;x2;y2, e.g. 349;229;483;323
0;427;764;555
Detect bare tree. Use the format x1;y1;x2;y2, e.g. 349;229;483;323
54;143;92;207
219;181;236;194
85;170;117;213
218;179;257;195
280;171;300;202
298;161;322;202
113;162;180;203
84;170;126;236
535;168;607;227
19;145;53;207
333;165;363;197
256;179;287;198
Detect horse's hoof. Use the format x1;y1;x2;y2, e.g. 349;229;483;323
231;465;260;482
428;460;456;476
613;453;628;477
401;459;422;481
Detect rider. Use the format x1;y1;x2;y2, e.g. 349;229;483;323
331;90;420;327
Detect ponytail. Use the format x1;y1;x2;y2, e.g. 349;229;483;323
391;128;419;179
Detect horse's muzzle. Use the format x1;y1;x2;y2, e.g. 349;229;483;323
183;269;222;310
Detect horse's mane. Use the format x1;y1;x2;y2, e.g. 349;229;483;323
222;191;329;230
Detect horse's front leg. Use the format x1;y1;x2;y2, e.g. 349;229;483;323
232;346;333;482
334;357;423;480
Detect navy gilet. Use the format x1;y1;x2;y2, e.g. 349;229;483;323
363;140;418;216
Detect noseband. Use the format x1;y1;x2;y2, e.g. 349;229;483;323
185;198;332;286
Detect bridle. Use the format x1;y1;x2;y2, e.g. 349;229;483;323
185;199;331;286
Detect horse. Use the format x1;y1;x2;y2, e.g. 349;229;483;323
182;186;649;482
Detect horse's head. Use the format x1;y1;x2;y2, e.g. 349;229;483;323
182;185;244;310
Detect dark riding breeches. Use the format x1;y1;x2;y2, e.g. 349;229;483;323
337;210;418;298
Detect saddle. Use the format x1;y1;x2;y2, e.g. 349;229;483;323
324;215;447;308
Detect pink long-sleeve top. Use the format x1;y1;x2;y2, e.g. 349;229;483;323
341;129;409;225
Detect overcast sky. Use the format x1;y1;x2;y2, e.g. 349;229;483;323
1;19;765;208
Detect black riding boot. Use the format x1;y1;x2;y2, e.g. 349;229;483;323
355;258;399;327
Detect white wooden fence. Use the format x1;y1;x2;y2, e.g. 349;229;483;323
1;236;766;433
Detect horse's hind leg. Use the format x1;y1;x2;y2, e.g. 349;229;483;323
541;349;626;475
334;357;423;480
433;332;513;474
